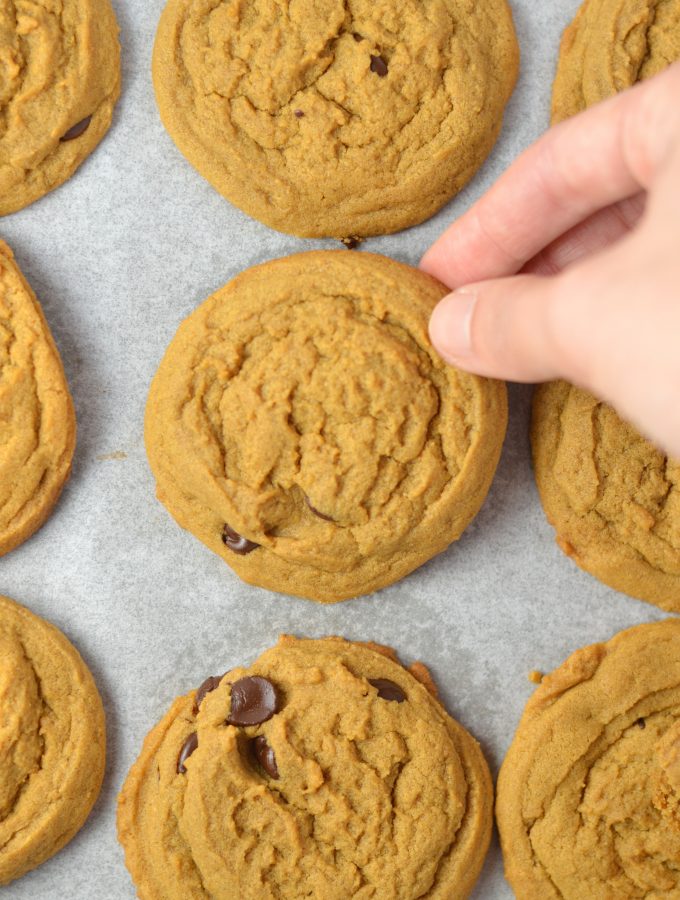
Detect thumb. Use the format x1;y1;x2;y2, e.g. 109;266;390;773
428;241;680;458
428;274;568;383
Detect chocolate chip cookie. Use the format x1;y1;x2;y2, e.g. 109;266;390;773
552;0;680;122
532;381;680;611
152;0;519;238
0;241;76;556
145;251;507;602
0;0;121;215
0;594;106;884
497;619;680;898
118;635;493;900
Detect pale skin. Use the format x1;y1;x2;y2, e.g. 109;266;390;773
422;62;680;458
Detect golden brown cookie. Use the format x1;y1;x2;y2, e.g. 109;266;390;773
145;251;507;602
552;0;680;123
0;241;76;555
532;380;680;611
151;0;519;238
0;0;121;216
497;619;680;899
118;635;493;900
0;594;106;885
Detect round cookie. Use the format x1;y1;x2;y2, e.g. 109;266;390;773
145;251;507;602
151;0;519;238
0;241;76;555
552;0;680;123
118;635;493;900
0;0;121;216
531;380;680;611
0;594;106;885
497;619;680;899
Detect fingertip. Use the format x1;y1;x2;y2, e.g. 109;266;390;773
430;273;570;384
419;243;444;280
428;290;477;365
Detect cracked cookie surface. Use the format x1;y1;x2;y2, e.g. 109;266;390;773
145;251;507;602
118;635;493;900
0;594;105;884
151;0;519;238
0;0;121;215
497;619;680;899
0;241;75;556
552;0;680;122
532;381;680;610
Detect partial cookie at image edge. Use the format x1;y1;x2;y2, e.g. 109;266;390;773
531;380;680;612
0;0;121;216
497;619;680;899
0;594;106;885
0;240;76;556
118;635;494;900
551;0;680;122
151;0;519;237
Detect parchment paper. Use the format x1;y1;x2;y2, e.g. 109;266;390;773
2;1;667;897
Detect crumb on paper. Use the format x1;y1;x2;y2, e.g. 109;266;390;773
96;450;128;461
528;670;543;684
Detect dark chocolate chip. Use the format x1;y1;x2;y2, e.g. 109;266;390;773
195;675;223;711
353;33;363;42
294;109;305;118
637;718;646;729
228;676;279;726
305;496;334;522
252;735;280;779
340;236;361;250
370;55;388;77
61;116;93;142
369;678;406;702
177;732;198;774
222;524;259;555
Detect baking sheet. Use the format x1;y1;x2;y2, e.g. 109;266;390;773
2;1;668;897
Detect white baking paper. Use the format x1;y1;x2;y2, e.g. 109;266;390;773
2;1;667;897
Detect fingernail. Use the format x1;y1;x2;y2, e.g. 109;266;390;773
429;289;477;363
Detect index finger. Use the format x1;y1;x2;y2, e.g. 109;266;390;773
420;62;680;288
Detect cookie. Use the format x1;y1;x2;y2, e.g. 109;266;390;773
145;251;507;602
0;0;121;216
0;594;106;884
531;380;680;611
0;241;76;555
552;0;680;122
152;0;519;238
497;619;680;899
118;635;493;900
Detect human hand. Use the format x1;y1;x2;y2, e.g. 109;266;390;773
421;63;680;458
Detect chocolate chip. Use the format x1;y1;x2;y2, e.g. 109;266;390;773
340;236;361;250
252;735;279;779
370;55;388;77
222;524;259;555
177;732;198;774
637;718;646;729
305;496;334;522
227;676;279;726
369;678;406;702
61;116;92;142
294;109;305;118
195;675;223;711
353;33;363;42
